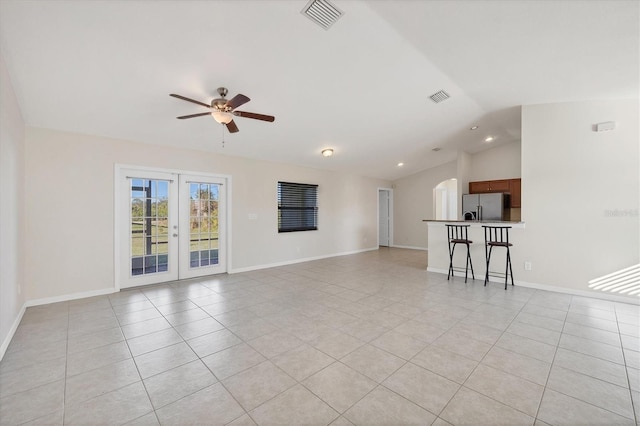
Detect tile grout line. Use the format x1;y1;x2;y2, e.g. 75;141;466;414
532;291;570;423
61;301;70;426
143;284;251;424
119;283;250;424
6;250;639;426
533;297;637;423
436;282;540;422
614;304;639;425
111;293;157;425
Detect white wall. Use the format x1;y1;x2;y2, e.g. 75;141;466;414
392;161;457;249
468;141;521;182
456;150;472;220
0;54;26;357
399;100;639;301
24;128;390;300
520;99;638;297
434;178;457;220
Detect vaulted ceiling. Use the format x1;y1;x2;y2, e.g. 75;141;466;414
0;0;637;180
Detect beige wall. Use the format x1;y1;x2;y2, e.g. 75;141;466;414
397;100;639;302
392;161;457;249
520;99;639;297
0;55;26;356
392;141;522;250
468;141;521;182
25;128;389;301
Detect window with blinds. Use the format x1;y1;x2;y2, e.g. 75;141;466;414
277;181;318;232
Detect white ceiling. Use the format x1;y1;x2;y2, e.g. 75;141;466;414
0;0;637;181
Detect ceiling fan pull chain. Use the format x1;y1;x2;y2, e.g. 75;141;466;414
221;124;225;148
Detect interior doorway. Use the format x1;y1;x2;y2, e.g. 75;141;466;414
378;188;393;247
434;178;458;220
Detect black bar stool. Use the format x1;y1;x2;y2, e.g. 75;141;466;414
446;224;475;283
483;226;514;290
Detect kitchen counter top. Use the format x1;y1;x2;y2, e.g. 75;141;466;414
423;219;525;228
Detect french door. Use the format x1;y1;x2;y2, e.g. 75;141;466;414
118;168;227;289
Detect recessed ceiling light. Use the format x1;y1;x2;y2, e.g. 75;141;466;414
484;136;494;142
470;126;479;130
397;162;404;167
321;148;334;157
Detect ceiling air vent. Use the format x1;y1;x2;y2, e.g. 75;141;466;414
301;0;344;30
430;90;450;103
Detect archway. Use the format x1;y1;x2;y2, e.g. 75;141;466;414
433;178;458;220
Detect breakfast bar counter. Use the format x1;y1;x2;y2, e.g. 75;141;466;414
424;220;526;285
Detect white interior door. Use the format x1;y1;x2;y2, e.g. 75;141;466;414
379;189;390;246
179;175;226;279
119;169;179;288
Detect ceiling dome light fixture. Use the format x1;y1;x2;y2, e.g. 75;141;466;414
484;136;494;142
470;126;479;130
321;148;334;157
397;162;404;167
211;110;233;124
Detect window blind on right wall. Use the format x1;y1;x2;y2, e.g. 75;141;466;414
277;181;318;232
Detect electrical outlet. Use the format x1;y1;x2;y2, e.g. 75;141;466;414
524;261;532;271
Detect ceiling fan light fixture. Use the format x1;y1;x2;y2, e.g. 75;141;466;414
211;110;233;124
321;148;334;157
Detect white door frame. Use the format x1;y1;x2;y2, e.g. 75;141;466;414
117;168;180;289
114;164;232;291
377;187;393;247
178;174;227;279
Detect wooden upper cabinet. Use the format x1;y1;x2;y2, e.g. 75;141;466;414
469;181;492;193
509;178;521;208
469;178;521;207
489;179;511;192
469;179;510;193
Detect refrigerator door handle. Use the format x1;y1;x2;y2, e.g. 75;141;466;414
478;205;482;220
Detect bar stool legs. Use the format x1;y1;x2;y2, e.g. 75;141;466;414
446;225;475;283
483;226;514;290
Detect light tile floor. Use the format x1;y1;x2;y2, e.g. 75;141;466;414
1;248;639;425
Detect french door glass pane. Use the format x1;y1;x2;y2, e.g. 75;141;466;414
189;182;220;268
130;178;170;277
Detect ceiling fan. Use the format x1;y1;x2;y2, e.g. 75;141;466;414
170;87;275;133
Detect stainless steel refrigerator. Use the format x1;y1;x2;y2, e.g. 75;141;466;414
462;193;510;221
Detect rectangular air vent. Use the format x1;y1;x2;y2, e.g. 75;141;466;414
430;90;450;103
301;0;344;30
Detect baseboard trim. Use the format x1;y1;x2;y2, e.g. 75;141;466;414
390;245;428;251
0;302;26;361
229;247;379;274
427;267;639;305
25;287;117;308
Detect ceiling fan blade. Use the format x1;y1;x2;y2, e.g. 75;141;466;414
177;112;211;119
226;120;239;133
233;111;275;122
170;94;211;108
226;94;250;110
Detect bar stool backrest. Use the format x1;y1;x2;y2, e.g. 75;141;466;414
482;225;511;244
446;224;471;242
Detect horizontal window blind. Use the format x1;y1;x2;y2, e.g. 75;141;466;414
277;181;318;232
